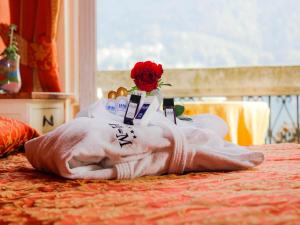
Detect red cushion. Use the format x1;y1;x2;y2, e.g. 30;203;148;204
0;116;39;157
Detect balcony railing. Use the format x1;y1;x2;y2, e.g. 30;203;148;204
245;95;300;144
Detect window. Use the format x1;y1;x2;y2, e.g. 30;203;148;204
70;0;300;143
72;0;300;106
97;0;300;71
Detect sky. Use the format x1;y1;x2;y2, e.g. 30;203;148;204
96;0;300;70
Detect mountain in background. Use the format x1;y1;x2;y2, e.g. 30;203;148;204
97;0;300;70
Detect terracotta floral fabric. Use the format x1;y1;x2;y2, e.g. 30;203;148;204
0;116;39;157
1;144;300;225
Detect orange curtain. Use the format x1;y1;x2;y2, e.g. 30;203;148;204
0;0;62;92
0;0;10;52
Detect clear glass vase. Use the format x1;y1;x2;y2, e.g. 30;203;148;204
149;89;163;106
0;55;22;93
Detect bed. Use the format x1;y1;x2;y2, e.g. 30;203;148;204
1;144;300;225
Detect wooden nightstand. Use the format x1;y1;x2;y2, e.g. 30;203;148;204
0;92;72;134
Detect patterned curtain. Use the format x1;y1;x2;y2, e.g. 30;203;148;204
0;0;10;55
0;0;62;92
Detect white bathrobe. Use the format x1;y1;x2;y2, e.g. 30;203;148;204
25;99;264;179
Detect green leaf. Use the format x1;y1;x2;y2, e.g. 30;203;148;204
1;24;19;60
177;116;193;121
128;86;138;93
175;104;185;117
158;81;172;89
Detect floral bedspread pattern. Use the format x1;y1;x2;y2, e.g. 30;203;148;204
1;144;300;225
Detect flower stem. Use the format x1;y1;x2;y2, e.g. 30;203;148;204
9;24;17;48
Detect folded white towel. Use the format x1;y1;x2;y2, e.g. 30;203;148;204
25;99;264;179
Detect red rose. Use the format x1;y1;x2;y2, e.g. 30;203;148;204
130;61;163;92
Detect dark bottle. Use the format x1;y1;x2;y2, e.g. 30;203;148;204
163;98;177;124
123;94;141;125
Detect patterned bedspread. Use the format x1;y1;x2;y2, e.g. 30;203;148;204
1;144;300;225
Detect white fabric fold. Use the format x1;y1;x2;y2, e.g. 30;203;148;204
25;99;264;180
